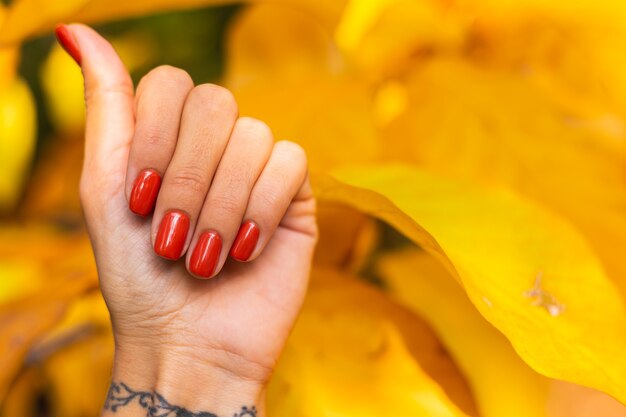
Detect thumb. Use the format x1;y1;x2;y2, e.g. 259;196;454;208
55;23;134;194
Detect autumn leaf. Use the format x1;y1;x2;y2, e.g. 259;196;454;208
379;247;626;417
0;76;36;212
225;4;380;172
0;0;349;45
314;164;626;403
0;225;98;403
380;56;626;300
269;267;477;417
378;248;550;417
0;280;97;404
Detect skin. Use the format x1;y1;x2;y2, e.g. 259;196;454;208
65;24;317;416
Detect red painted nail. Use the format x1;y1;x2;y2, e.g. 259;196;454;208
54;24;82;66
129;169;161;217
189;231;222;278
154;210;190;260
230;220;259;262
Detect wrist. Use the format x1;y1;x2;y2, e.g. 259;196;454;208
105;343;266;417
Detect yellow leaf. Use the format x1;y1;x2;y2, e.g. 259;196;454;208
313;202;379;270
225;4;342;88
40;43;84;134
20;138;84;219
0;77;36;212
0;293;113;417
225;4;379;172
232;76;379;171
460;0;626;24
268;267;477;416
313;164;626;403
378;248;551;417
0;278;96;404
0;224;98;403
381;56;626;300
0;0;349;45
0;7;18;84
334;0;465;79
42;331;113;417
0;48;18;85
379;248;626;416
37;292;113;417
0;368;42;417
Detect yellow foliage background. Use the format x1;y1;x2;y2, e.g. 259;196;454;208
1;0;626;415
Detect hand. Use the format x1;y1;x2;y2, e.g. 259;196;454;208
55;24;317;416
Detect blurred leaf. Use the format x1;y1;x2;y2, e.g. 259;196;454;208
313;202;378;270
37;292;112;417
225;4;342;87
0;225;97;403
0;76;36;212
1;292;113;417
268;267;477;416
0;278;96;404
0;367;42;417
39;43;84;134
464;9;626;113
313;164;626;403
0;0;349;45
334;0;465;80
0;47;18;83
42;330;113;417
225;4;379;172
20;137;84;220
460;0;626;26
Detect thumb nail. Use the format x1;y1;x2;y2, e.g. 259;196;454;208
54;24;82;66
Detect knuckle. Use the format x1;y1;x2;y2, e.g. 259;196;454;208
188;84;238;116
137;124;171;148
168;167;209;194
236;117;273;141
258;188;283;209
211;193;244;216
84;79;134;111
143;65;193;90
275;140;308;170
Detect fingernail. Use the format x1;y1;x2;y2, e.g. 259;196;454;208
189;231;222;278
230;220;259;262
155;210;190;260
129;169;161;216
54;24;82;66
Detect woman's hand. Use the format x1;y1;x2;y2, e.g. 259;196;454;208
56;24;317;416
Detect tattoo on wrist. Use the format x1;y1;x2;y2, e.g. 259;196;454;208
104;381;257;417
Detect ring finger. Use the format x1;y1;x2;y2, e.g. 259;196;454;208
186;117;274;278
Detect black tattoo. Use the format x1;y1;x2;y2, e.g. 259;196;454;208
104;381;257;417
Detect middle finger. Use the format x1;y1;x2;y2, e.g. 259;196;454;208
152;84;238;260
